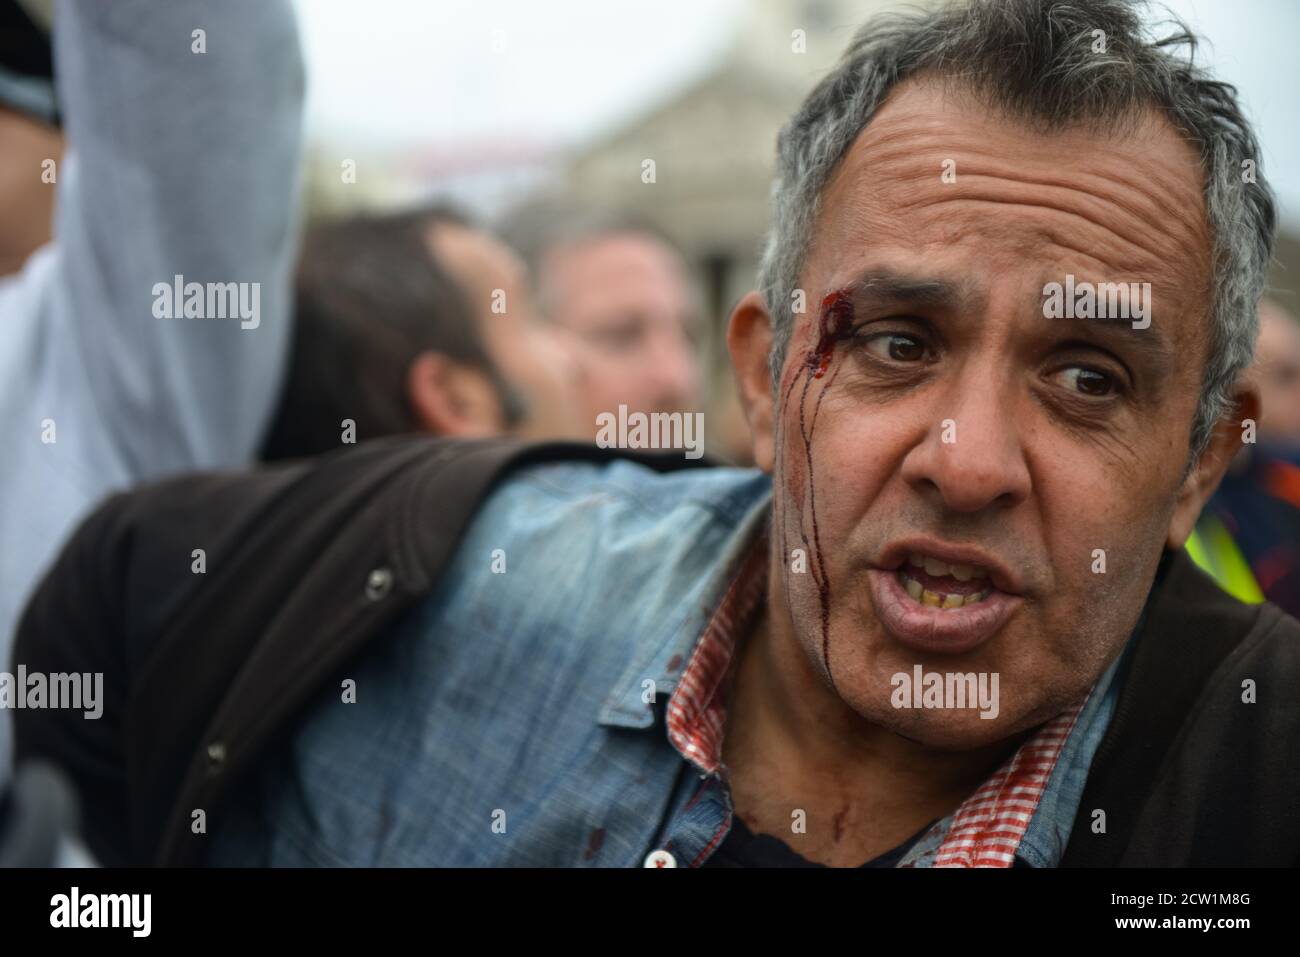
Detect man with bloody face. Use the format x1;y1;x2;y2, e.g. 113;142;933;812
718;11;1269;860
12;0;1300;869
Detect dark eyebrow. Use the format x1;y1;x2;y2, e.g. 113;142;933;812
837;268;1175;364
836;269;979;312
1045;302;1176;363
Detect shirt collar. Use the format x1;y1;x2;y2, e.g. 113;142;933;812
664;529;767;774
596;488;772;731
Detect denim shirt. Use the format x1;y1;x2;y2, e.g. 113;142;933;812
208;458;1124;867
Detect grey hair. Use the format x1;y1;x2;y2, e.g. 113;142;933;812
759;0;1276;461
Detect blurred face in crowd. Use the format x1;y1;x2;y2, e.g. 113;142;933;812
426;221;590;441
729;79;1252;750
0;105;62;276
1253;300;1300;444
540;232;702;431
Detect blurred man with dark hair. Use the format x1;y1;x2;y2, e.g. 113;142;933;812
500;200;703;433
261;207;587;461
262;209;515;460
424;210;592;443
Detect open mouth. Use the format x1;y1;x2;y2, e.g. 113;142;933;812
866;543;1023;654
896;552;992;609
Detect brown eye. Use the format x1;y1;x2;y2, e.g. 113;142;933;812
865;333;926;362
1060;366;1116;397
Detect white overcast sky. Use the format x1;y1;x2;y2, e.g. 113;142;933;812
291;0;1300;229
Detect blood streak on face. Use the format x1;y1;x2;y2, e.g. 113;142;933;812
776;287;858;692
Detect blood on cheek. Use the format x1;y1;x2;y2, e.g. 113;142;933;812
777;288;857;693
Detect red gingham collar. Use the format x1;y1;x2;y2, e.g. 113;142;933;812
665;536;1087;868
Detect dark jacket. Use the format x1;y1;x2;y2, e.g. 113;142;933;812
12;436;1300;866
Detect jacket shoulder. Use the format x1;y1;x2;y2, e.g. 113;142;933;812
406;455;771;698
1065;551;1300;866
13;435;512;864
89;436;459;649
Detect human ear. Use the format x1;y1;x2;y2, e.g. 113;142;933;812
406;351;505;438
726;291;777;472
1166;382;1261;548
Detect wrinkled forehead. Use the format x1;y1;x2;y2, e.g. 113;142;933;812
805;78;1215;328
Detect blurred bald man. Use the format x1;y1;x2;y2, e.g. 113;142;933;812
500;202;704;434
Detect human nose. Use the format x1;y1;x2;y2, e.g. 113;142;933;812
898;369;1031;515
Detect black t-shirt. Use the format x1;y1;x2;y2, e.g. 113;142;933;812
702;815;934;868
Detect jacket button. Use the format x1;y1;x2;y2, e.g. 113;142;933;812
365;567;393;600
643;849;677;868
206;741;226;770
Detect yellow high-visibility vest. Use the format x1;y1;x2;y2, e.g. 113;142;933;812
1185;514;1265;604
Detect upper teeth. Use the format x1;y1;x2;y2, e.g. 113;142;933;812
899;571;990;608
909;552;987;581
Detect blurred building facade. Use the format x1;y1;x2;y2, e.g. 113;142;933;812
557;0;890;318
